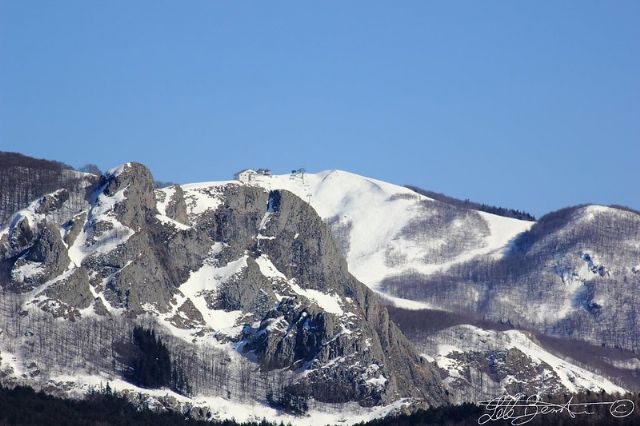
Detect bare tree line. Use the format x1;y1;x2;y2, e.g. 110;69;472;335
0;152;99;227
0;291;295;403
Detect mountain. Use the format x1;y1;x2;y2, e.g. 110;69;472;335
380;204;640;348
238;169;639;398
1;156;638;424
232;170;534;297
0;161;447;424
405;185;536;221
0;152;99;228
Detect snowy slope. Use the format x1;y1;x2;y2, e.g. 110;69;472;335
2;162;448;423
420;324;626;403
3;160;636;425
183;170;534;300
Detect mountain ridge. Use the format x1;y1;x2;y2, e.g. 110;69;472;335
1;153;638;424
0;160;449;424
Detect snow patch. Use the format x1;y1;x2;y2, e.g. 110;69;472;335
426;324;626;395
155;214;191;231
178;246;247;334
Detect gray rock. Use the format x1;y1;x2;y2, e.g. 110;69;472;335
34;190;69;215
164;185;188;224
63;212;86;247
1;163;450;409
93;297;110;316
104;162;157;229
216;257;277;317
9;222;71;290
232;189;448;407
43;267;93;310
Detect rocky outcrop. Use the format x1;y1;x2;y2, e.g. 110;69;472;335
210;188;449;407
104;163;157;229
43;268;93;308
62;212;86;247
8;222;70;291
216;258;276;317
0;162;450;410
26;223;69;267
0;216;34;260
164;185;188;224
34;190;70;215
36;267;94;320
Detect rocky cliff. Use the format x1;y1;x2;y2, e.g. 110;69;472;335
0;162;448;411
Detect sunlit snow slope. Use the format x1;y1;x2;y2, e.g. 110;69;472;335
188;170;534;300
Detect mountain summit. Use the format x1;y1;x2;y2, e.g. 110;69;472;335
1;161;447;423
1;156;638;424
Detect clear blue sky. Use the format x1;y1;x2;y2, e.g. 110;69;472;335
1;1;638;217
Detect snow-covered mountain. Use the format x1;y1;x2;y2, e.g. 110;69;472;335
205;170;534;302
378;203;640;354
0;162;448;424
1;158;637;423
222;169;639;397
0;152;98;228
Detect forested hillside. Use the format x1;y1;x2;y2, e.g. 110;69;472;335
405;185;536;221
0;152;99;227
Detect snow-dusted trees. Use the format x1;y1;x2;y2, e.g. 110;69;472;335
380;205;640;353
0;294;296;403
0;152;100;228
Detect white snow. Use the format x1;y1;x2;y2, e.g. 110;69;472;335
0;350;22;376
502;330;625;394
581;204;613;221
0;191;66;255
255;254;345;316
33;371;417;426
362;364;388;388
11;260;45;283
181;182;232;217
155;186;176;216
258;211;272;230
478;211;534;258
607;358;640;370
106;162;132;177
182;170;534;300
426;325;626;395
67;186;134;267
178;246;248;333
254;254;287;280
289;283;344;316
154;186;191;230
381;293;441;311
155;214;191;231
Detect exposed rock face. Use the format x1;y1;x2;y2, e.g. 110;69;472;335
163;185;188;224
217;258;275;317
7;222;70;291
190;188;447;406
63;212;86;247
0;163;449;409
104;163;157;229
2;160;637;417
27;223;68;265
0;216;34;260
39;268;94;320
34;189;70;215
403;320;629;402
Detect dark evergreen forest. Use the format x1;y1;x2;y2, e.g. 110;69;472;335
1;385;638;426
